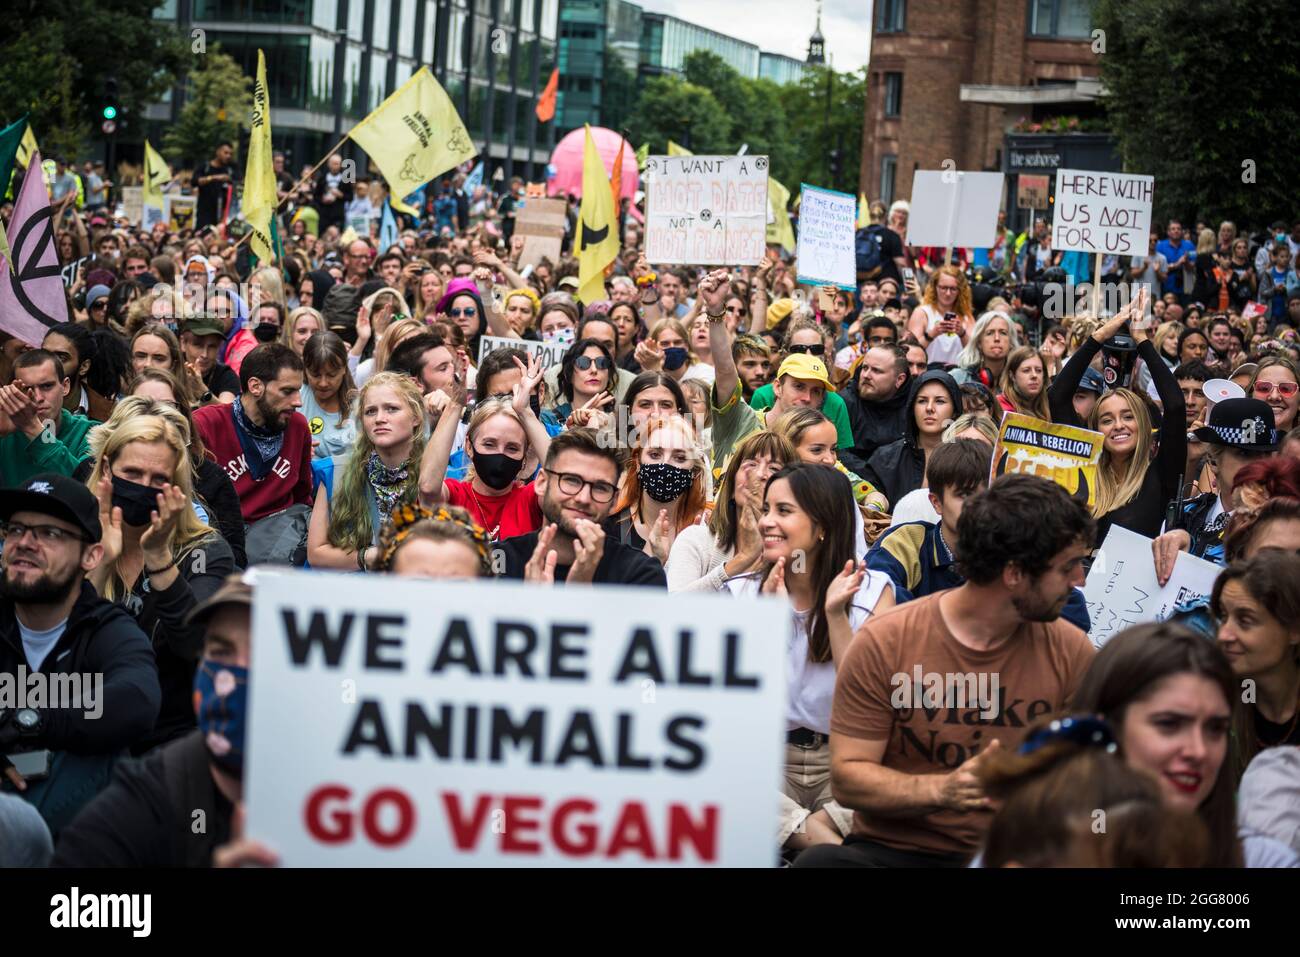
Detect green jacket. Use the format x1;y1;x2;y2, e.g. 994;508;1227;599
0;409;98;484
747;383;854;448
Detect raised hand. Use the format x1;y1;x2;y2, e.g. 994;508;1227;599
634;338;663;372
647;508;675;564
825;559;866;616
139;484;188;561
94;473;124;566
566;519;606;583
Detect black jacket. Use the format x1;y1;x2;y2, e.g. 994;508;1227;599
0;581;160;755
839;378;912;474
863;369;963;510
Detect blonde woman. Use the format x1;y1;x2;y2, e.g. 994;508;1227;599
85;397;237;751
307;372;427;570
420;366;551;541
636;317;697;385
502;287;540;336
246;264;287;311
355;314;425;387
1048;289;1186;542
124;285;192;336
413;264;446;322
283;306;324;356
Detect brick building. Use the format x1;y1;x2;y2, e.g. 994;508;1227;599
862;0;1114;228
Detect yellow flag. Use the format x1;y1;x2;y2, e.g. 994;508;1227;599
143;140;171;211
16;123;37;169
577;125;619;306
767;177;795;253
856;192;869;229
243;50;278;263
667;140;693;157
350;67;476;200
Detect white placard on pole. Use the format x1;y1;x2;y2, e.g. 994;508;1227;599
245;570;788;866
795;184;857;289
1082;526;1221;648
1052;168;1154;256
906;170;1005;249
477;334;568;370
643;154;768;265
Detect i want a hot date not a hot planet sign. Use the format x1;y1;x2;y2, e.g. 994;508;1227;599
245;571;789;866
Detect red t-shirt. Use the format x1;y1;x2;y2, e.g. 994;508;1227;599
445;478;541;539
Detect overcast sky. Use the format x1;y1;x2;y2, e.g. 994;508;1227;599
637;0;873;72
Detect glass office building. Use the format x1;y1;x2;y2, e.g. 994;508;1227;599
557;0;799;132
147;0;558;183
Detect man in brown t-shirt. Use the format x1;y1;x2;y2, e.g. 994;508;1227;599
794;474;1097;867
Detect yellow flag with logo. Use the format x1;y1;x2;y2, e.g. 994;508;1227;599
767;177;795;252
16;123;37;170
667;140;693;157
577;125;619;306
350;67;477;203
242;50;277;263
142;140;171;212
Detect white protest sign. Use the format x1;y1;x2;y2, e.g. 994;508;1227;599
796;184;856;289
643;154;768;265
906;170;1005;249
121;185;143;226
477;334;567;370
246;570;788;866
1052;168;1154;256
1082;526;1221;648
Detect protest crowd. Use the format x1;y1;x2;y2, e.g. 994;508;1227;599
1;83;1299;872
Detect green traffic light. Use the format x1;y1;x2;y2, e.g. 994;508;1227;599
102;106;117;120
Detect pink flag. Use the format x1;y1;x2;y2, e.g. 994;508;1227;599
0;151;69;345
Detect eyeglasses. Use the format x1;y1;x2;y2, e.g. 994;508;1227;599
937;284;961;293
573;355;612;371
447;307;478;318
1;520;87;546
90;301;107;311
1254;380;1299;398
544;468;617;503
787;343;825;357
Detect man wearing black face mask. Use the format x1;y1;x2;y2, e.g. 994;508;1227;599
0;474;160;835
53;574;277;867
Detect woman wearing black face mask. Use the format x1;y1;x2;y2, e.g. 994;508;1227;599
85;397;236;754
609;416;709;564
420;367;552;541
226;301;287;377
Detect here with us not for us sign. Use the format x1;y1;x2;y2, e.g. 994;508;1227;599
1052;168;1154;255
245;570;788;866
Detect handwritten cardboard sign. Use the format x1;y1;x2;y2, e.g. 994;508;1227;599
643;155;768;265
795;184;856;289
1016;175;1049;210
1082;526;1221;648
515;197;567;268
1052;168;1154;256
477;334;567;372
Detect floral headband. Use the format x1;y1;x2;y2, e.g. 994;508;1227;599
380;504;492;570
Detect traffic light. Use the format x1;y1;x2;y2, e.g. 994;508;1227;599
828;148;842;181
102;76;119;121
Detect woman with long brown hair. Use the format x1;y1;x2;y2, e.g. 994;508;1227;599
1073;622;1296;867
996;345;1050;420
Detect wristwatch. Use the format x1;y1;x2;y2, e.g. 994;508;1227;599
0;707;41;750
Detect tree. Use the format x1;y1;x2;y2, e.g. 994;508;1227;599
775;66;866;195
625;75;732;155
163;49;254;168
1095;0;1300;227
0;0;186;156
601;47;638;135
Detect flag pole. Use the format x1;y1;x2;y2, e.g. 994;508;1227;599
231;131;351;252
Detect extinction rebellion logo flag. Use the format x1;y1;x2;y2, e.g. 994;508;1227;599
0;150;68;345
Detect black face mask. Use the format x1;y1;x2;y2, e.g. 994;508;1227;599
472;451;524;491
639;462;694;503
111;475;159;527
253;322;281;343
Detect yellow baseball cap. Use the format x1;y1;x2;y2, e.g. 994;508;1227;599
776;353;831;389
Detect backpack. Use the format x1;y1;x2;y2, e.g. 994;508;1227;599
855;224;886;278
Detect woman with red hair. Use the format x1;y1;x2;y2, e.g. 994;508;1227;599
609;415;710;564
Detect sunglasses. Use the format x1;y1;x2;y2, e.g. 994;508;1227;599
573;355;612;371
1254;380;1299;398
787;343;825;357
90;301;107;310
447;307;478;318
